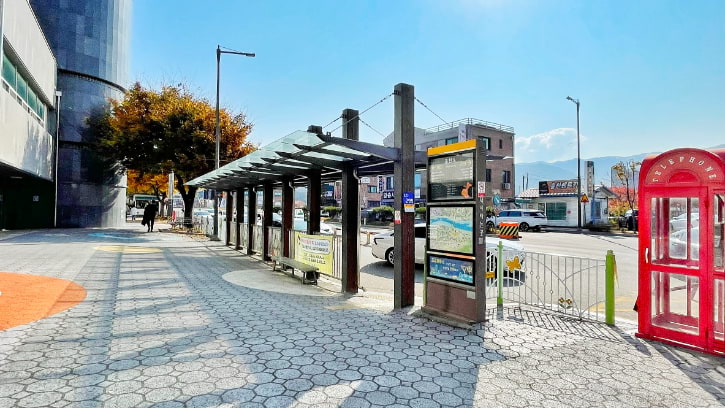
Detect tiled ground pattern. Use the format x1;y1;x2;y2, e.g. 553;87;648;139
0;229;723;408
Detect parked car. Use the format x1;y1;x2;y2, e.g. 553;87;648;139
273;213;335;234
370;224;526;279
670;212;699;232
494;209;548;232
619;209;639;231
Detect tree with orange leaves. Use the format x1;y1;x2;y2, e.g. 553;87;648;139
127;170;169;215
90;83;255;220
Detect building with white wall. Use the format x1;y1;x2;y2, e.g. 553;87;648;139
0;0;58;229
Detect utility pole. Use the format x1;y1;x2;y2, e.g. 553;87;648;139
566;96;581;230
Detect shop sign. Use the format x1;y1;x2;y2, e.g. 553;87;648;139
539;179;578;195
294;233;333;275
382;191;394;200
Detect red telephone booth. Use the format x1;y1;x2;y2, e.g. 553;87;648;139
638;148;725;355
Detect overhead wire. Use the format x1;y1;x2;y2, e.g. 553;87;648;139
414;96;447;125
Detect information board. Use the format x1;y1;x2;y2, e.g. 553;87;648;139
429;152;474;201
428;206;474;255
294;233;334;275
428;255;474;285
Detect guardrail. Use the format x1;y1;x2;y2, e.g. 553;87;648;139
486;243;616;323
424;117;515;134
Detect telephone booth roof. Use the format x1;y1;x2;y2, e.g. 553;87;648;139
640;148;725;187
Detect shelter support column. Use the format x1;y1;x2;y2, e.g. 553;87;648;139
394;83;415;309
225;190;233;246
235;187;243;250
262;184;273;260
341;108;360;294
282;177;293;257
307;170;321;234
246;186;255;255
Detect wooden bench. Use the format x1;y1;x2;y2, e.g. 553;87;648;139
272;256;319;285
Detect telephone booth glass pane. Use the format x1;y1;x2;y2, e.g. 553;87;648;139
715;279;724;342
714;195;724;270
651;271;700;335
667;197;699;262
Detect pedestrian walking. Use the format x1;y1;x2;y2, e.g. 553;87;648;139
142;201;159;232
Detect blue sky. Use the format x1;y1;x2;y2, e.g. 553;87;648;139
131;0;724;163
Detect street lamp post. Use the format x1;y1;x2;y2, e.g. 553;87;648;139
566;96;581;230
212;45;255;240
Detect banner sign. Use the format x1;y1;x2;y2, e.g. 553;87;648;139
429;151;475;201
294;233;333;275
538;179;578;195
428;255;474;285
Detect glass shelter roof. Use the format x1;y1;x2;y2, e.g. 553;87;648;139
186;130;428;190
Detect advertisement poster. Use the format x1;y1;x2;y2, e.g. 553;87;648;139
428;206;474;254
294;233;334;275
428;255;474;285
429;152;474;201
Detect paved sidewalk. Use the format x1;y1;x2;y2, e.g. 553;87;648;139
0;227;722;407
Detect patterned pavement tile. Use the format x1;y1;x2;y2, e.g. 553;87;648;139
0;227;723;407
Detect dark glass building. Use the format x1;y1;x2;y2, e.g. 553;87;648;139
30;0;132;227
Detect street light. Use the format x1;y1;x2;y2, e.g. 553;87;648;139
566;96;581;230
212;45;255;240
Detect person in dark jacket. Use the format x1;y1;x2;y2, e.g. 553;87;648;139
142;201;159;232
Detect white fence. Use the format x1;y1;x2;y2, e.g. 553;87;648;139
486;247;608;322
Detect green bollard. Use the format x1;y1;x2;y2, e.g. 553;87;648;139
605;250;616;325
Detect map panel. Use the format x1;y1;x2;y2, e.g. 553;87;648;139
429;206;474;254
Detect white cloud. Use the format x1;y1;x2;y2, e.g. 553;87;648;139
515;128;585;163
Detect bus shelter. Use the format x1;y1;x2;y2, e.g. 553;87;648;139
637;147;725;356
187;84;426;306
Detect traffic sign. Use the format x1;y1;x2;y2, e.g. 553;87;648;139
581;194;589;203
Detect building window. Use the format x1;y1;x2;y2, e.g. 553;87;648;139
2;55;16;88
16;73;27;101
445;137;458;145
486;169;491;182
502;170;511;184
367;200;380;208
545;202;567;221
499;139;503;149
2;53;47;124
368;186;378;193
482;137;490;150
386;176;394;190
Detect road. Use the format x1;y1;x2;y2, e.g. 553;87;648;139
356;228;640;322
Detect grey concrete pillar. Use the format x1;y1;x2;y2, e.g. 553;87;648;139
341;108;360;294
393;83;415;309
281;177;294;258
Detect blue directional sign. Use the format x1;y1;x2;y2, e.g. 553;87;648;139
403;192;415;212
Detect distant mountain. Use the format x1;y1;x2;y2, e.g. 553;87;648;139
515;144;725;193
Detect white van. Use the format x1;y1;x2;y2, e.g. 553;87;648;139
495;209;548;232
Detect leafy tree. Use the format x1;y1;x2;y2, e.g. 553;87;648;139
89;83;255;220
612;160;641;211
